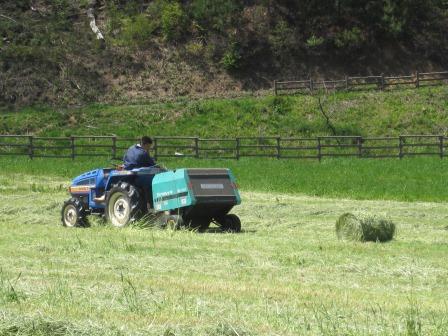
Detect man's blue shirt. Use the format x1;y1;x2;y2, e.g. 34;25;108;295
123;144;156;170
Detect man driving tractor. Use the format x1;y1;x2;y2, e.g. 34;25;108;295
123;136;156;170
93;136;156;204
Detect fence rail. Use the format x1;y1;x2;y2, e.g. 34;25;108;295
0;135;447;160
274;71;448;95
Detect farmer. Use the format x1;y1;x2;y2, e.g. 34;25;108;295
123;136;156;170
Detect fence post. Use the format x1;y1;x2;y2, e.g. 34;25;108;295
415;71;420;88
357;136;363;158
236;138;240;160
154;138;158;160
28;136;34;159
195;137;199;158
439;136;444;159
399;136;404;159
317;137;322;161
309;79;314;92
276;137;281;159
274;80;277;95
112;136;117;159
345;76;349;90
70;136;75;160
380;73;385;90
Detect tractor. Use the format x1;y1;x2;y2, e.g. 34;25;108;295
61;166;242;232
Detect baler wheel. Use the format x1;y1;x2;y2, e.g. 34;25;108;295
219;214;241;233
188;218;211;232
61;198;89;227
161;214;183;230
105;182;144;227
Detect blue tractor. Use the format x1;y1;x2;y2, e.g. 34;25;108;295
61;166;242;232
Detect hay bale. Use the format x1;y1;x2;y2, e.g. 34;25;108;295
336;212;395;242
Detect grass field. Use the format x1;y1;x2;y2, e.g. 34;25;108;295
2;156;448;202
2;86;448;138
1;158;448;335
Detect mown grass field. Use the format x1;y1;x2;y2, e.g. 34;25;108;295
1;157;448;335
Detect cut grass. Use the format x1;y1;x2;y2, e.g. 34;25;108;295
0;170;448;335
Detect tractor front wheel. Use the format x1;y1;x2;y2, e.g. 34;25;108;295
105;183;144;227
61;198;88;227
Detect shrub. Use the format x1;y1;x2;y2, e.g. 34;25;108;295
120;14;155;47
220;43;241;70
269;20;296;57
189;0;241;32
161;2;187;41
382;0;405;37
185;40;204;57
48;0;77;31
144;0;187;41
266;96;293;115
306;35;325;48
334;27;365;49
105;2;123;35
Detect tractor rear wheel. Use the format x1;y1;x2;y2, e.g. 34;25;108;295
61;198;88;227
218;214;241;233
105;182;144;227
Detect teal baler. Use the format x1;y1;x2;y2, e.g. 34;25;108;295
152;168;242;231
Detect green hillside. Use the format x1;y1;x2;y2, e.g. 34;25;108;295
2;86;448;137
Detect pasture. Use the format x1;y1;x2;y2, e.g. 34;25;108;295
0;157;448;335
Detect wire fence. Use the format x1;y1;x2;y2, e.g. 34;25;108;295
0;135;446;160
274;71;448;95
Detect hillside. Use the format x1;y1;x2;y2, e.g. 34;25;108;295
1;0;448;106
1;86;448;137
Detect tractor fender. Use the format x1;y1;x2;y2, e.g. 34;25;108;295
104;174;136;191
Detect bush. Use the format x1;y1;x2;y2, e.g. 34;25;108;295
120;14;155;47
189;0;241;31
145;0;187;41
266;96;293;115
161;2;187;41
382;0;405;37
334;27;365;49
306;35;325;48
269;20;296;57
105;2;123;35
48;0;77;31
220;44;241;70
185;40;204;57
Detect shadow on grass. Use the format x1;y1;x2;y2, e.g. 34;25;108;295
204;227;257;234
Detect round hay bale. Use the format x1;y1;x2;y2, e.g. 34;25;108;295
335;213;363;241
336;212;395;242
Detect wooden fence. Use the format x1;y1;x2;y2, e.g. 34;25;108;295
0;135;446;160
274;71;448;95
